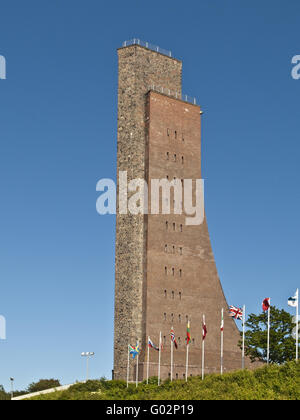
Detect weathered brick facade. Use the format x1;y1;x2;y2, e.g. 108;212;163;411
114;44;253;381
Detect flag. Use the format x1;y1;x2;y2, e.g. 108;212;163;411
186;320;191;345
229;305;243;320
288;290;298;308
170;327;178;349
262;298;270;312
148;337;159;351
129;343;140;359
136;343;140;355
220;309;224;332
202;317;207;340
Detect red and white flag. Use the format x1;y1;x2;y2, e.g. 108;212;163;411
202;316;207;340
262;298;270;312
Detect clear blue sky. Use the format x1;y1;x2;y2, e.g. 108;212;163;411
0;0;299;391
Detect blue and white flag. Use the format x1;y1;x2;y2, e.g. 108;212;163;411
288;289;298;308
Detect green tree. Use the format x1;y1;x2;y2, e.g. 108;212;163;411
0;385;10;400
27;379;61;393
240;306;298;364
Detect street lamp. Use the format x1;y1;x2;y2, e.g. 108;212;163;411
10;378;14;400
81;352;95;381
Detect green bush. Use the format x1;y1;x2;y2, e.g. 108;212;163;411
28;361;300;401
68;380;102;393
27;379;61;393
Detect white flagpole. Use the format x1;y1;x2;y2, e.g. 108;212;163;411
296;289;299;362
185;343;189;382
202;314;205;380
170;335;173;382
221;308;224;375
185;321;190;382
242;305;246;369
267;300;271;365
147;336;150;384
136;340;139;388
127;344;130;388
158;332;162;386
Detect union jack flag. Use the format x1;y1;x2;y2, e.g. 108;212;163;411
229;305;243;321
170;327;178;349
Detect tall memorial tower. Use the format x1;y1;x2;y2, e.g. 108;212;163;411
113;40;249;381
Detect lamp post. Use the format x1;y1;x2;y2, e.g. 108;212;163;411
81;352;94;381
10;378;14;400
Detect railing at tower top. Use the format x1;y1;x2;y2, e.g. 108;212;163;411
122;39;173;58
149;84;197;106
121;40;197;105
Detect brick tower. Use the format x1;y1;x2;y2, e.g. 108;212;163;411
114;40;249;381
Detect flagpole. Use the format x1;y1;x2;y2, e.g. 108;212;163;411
221;308;224;375
185;343;189;382
242;305;246;370
147;336;150;384
136;340;139;388
127;344;130;388
296;289;299;362
267;300;271;365
202;339;205;380
202;314;205;380
158;331;161;386
170;335;173;382
185;320;191;382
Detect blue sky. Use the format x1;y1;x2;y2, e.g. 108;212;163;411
0;0;299;391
